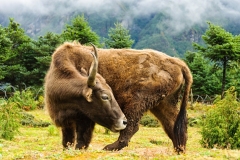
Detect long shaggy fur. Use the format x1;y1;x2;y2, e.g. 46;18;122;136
44;42;127;149
47;42;192;152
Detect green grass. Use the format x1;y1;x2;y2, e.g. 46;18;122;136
0;109;239;160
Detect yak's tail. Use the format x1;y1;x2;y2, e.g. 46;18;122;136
173;66;192;153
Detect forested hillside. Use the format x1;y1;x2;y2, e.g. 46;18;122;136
1;1;240;57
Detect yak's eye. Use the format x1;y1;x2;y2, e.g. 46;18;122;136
101;93;110;101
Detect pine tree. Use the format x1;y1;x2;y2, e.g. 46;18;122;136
193;22;240;98
61;15;99;45
32;32;64;86
3;18;32;89
184;51;221;96
0;25;12;80
104;22;134;49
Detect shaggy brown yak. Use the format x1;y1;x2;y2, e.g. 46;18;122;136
44;44;127;149
46;42;192;153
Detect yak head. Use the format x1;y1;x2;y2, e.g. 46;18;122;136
81;43;127;132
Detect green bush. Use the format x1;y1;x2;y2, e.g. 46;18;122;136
21;112;51;127
0;98;22;140
200;87;240;149
188;117;201;127
140;114;160;127
8;89;38;110
37;95;44;109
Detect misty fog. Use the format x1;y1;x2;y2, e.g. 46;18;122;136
1;0;240;33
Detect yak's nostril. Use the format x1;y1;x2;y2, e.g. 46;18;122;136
123;120;127;125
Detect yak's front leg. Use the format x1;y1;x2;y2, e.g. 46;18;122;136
62;122;76;149
103;105;142;151
75;116;95;150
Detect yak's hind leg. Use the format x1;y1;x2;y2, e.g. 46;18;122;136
75;114;95;149
150;90;184;152
150;101;178;144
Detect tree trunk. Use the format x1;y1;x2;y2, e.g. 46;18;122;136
221;57;227;99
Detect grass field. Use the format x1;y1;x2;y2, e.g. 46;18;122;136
0;108;239;160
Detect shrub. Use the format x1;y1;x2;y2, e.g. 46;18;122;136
187;102;209;127
37;95;44;109
188;117;201;127
21;112;51;127
0;98;22;140
8;89;38;110
140;114;160;127
200;87;240;149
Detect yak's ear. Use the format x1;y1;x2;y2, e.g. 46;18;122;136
82;87;93;102
80;68;88;76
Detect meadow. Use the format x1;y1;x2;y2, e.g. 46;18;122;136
1;105;239;160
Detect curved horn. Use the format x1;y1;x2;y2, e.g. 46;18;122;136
90;42;98;59
87;43;98;87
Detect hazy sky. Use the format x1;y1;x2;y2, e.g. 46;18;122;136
1;0;240;33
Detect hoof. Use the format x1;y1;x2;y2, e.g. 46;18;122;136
103;140;128;151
